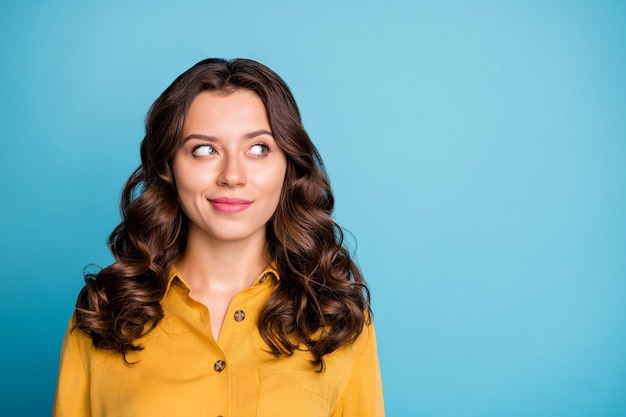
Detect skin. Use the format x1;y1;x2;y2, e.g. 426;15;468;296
171;89;287;340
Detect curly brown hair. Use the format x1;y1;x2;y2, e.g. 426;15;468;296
74;58;371;370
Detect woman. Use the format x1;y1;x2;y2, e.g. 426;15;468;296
53;58;384;417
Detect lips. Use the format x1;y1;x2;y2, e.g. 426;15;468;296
208;197;253;214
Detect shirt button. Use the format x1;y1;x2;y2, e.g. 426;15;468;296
214;360;226;372
234;310;245;322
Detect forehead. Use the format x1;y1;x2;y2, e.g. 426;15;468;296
182;89;270;136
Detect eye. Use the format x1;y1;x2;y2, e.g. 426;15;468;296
248;143;270;156
192;144;217;156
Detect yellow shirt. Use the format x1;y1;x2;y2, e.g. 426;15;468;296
53;265;385;417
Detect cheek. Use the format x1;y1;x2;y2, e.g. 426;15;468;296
270;164;288;197
172;160;210;195
254;167;286;214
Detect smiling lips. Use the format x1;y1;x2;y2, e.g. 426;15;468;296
208;197;253;213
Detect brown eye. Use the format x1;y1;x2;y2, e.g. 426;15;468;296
192;144;217;156
248;144;270;156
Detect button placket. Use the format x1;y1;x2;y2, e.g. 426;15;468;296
233;310;245;322
213;360;226;372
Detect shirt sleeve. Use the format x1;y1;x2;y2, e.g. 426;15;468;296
331;322;386;417
53;318;91;417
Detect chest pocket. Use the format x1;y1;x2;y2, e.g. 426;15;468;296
256;369;331;417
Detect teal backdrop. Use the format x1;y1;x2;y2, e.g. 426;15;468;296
1;1;625;416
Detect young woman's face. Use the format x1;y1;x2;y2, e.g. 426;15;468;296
172;89;287;245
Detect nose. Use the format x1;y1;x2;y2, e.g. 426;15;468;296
216;154;246;187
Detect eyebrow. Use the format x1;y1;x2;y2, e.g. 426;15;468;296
182;129;273;143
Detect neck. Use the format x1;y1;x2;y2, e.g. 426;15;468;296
177;227;270;294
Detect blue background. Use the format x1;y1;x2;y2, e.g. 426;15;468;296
1;1;625;416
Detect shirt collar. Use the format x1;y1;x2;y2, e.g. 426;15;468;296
164;262;280;297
